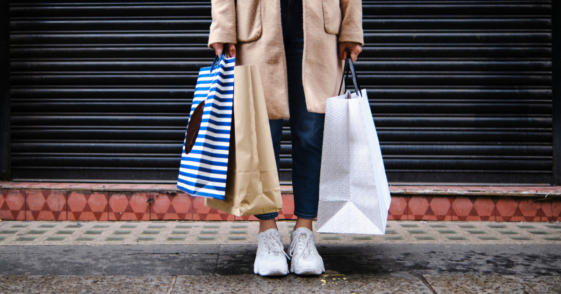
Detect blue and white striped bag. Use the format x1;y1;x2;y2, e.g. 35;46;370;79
177;54;235;200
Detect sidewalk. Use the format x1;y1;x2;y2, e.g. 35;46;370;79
1;220;560;293
2;272;560;293
2;182;561;293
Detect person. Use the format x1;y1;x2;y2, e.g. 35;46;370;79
208;0;363;276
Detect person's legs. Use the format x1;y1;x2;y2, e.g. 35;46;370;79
254;0;324;276
283;0;325;230
284;0;325;275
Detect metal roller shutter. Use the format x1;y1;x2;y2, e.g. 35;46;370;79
9;0;553;184
354;0;553;184
10;1;211;182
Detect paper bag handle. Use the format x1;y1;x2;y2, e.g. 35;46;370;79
338;56;362;98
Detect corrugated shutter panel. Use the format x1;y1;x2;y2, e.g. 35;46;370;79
9;0;553;184
351;0;553;184
9;1;212;182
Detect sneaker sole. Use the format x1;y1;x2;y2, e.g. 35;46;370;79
293;269;324;276
293;266;325;276
254;264;289;276
255;268;289;276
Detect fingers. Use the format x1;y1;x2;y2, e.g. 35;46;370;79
228;43;236;58
339;42;363;62
212;43;223;56
355;45;362;62
350;48;359;63
350;44;362;63
211;43;236;58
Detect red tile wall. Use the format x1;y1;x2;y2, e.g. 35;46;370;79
540;201;553;222
276;194;298;220
517;198;542;222
1;188;560;222
151;193;193;220
25;190;67;221
191;195;234;221
0;190;26;220
452;197;495;221
551;200;561;222
109;192;151;221
67;191;108;221
409;196;453;221
388;196;408;220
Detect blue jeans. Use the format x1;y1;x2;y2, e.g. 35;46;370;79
256;0;325;220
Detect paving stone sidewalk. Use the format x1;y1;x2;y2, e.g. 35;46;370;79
1;274;561;294
2;220;561;293
0;220;560;245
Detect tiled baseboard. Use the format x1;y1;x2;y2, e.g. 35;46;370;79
389;196;560;222
1;183;560;222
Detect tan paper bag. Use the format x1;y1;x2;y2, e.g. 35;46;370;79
205;64;282;216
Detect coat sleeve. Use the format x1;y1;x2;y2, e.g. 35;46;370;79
208;0;237;49
339;0;364;45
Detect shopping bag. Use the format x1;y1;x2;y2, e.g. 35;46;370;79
205;64;283;216
177;54;235;200
317;57;391;234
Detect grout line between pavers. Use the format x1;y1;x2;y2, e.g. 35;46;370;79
212;245;221;276
166;276;177;294
419;274;438;294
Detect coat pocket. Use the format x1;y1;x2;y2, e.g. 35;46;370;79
236;0;262;42
323;0;341;35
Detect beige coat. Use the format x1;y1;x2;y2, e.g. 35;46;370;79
208;0;364;119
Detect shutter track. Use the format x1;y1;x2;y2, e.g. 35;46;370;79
9;0;553;184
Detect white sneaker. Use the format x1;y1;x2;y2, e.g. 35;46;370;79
254;229;289;276
288;227;325;275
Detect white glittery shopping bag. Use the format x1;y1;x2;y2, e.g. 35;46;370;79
317;57;391;235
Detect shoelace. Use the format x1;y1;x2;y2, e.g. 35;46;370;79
264;233;290;260
288;231;312;260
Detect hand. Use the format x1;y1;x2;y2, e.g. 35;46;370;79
338;42;362;63
211;43;236;58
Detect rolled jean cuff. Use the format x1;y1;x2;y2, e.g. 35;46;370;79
255;212;278;220
294;211;317;220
